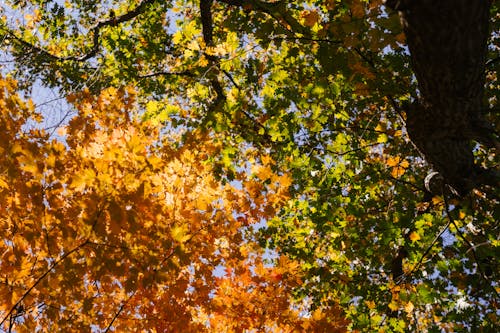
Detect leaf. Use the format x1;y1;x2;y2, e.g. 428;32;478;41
409;231;421;243
171;225;191;243
404;301;414;313
2;1;498;331
377;133;388;143
388;300;399;312
0;176;9;189
387;156;409;178
301;10;320;27
351;0;366;19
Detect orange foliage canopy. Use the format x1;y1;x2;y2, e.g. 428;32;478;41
0;77;347;332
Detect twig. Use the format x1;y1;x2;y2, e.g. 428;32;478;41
222;70;240;89
0;240;90;326
138;70;194;79
5;0;159;62
443;195;500;298
103;292;136;333
325;141;381;156
217;0;308;37
401;215;452;284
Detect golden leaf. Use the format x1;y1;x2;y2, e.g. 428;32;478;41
365;300;376;309
388;300;399;311
404;301;415;313
0;176;9;189
409;231;421;243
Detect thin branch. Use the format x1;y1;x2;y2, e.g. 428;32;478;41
103;292;136;333
271;35;342;44
325;141;381;156
5;0;159;62
486;56;500;67
352;47;408;122
138;70;194;79
443;196;500;298
0;240;90;326
388;174;425;193
217;0;309;37
401;215;452;284
386;94;406;121
222;70;240;89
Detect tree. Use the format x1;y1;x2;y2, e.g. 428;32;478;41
386;0;498;196
1;0;498;331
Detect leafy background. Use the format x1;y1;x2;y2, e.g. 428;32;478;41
0;0;498;331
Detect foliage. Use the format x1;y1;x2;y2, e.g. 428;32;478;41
0;0;499;331
0;78;346;331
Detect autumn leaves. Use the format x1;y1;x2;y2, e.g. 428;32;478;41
0;79;346;331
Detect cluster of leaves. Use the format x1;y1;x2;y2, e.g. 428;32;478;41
0;0;499;331
0;78;347;331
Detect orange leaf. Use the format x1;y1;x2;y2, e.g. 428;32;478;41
301;10;320;27
409;231;421;243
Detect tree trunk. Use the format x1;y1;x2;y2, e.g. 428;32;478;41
385;0;498;195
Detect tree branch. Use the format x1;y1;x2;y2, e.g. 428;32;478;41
200;0;272;143
0;240;90;327
103;292;135;333
6;0;159;62
217;0;309;37
443;196;500;298
402;215;451;284
138;70;194;79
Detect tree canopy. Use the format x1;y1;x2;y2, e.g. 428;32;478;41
0;0;498;331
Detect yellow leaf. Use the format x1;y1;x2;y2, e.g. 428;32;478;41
388;300;399;311
377;133;388;143
312;309;324;321
387;156;400;167
278;173;292;188
261;154;274;166
391;165;407;178
146;100;160;114
388;156;409;178
404;301;414;313
409;231;421;243
253;165;273;181
0;176;9;189
70;168;96;191
25;11;40;29
432;196;443;205
171;225;190;243
12;143;40;175
365;300;376;309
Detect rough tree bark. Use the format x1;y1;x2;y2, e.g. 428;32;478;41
385;0;498;196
